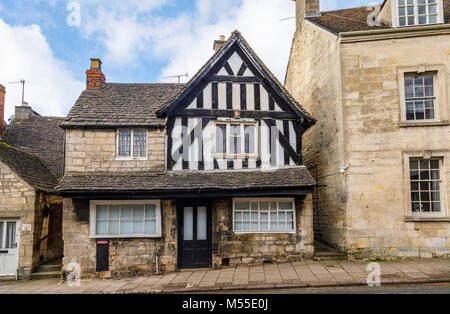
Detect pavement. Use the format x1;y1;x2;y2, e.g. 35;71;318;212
1;258;450;294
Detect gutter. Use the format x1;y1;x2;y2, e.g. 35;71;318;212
339;23;450;43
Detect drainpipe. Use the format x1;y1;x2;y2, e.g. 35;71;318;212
155;243;160;275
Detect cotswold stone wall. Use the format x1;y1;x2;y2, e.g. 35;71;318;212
62;199;177;278
285;21;347;250
211;195;314;267
286;19;450;259
0;161;36;279
340;35;450;259
65;129;165;173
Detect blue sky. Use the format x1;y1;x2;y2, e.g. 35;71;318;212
0;0;381;118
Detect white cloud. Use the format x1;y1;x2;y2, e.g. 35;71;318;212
77;0;296;82
0;19;84;120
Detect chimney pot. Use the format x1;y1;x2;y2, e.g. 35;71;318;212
86;58;106;89
213;35;227;53
0;84;5;138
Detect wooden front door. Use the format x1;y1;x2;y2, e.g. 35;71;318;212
177;201;212;269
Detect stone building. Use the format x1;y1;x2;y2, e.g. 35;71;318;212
0;87;64;279
285;0;450;259
57;31;317;278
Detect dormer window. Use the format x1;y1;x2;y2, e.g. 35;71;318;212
396;0;443;26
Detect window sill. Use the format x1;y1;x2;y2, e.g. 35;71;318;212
115;157;148;161
405;216;450;222
399;121;450;128
90;234;161;239
233;231;296;235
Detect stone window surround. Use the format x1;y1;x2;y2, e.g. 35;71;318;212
115;129;148;161
391;0;445;27
89;200;162;239
397;64;449;126
232;197;297;234
402;150;449;220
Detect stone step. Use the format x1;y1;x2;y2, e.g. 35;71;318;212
30;271;61;280
37;264;62;272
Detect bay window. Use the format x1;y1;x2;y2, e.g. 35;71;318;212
90;200;161;238
233;199;296;233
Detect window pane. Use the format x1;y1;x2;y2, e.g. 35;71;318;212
235;221;242;231
6;222;16;249
145;205;156;218
96;221;107;235
109;205;120;219
96;205;108;219
144;220;156;234
120;220;132;234
244;125;255;154
183;207;193;240
118;130;131;156
279;202;293;210
133;130;147;157
132;221;144;234
432;202;441;212
121;206;132;219
429;15;437;23
197;207;207;240
216;125;226;154
108;221;119;235
230;125;241;154
133;205;144;220
235;202;250;210
430;160;439;169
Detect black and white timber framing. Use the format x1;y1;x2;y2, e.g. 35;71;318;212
158;31;315;171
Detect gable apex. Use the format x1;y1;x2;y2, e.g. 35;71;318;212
157;31;315;128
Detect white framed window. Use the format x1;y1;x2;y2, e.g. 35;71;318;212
395;0;443;27
404;73;436;121
214;121;258;158
409;158;444;215
233;198;296;234
117;129;147;159
89;200;162;238
0;220;18;249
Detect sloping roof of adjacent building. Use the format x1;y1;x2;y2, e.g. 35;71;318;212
56;167;316;195
307;0;450;34
0;142;58;193
62;31;315;129
2;116;65;178
61;83;185;129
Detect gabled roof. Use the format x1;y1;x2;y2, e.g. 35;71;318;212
0;142;58;193
157;31;316;126
56;167;315;195
61;83;185;129
2;116;65;178
307;0;450;35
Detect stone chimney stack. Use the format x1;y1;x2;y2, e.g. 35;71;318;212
213;35;226;53
15;102;35;120
0;84;5;138
86;58;106;89
294;0;321;31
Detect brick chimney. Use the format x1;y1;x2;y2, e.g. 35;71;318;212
0;84;5;138
213;35;226;53
294;0;321;31
86;58;106;89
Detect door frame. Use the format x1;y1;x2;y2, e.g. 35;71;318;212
0;219;20;277
176;199;212;269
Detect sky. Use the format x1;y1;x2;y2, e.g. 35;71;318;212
0;0;381;120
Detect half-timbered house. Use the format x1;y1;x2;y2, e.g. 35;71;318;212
58;31;316;277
